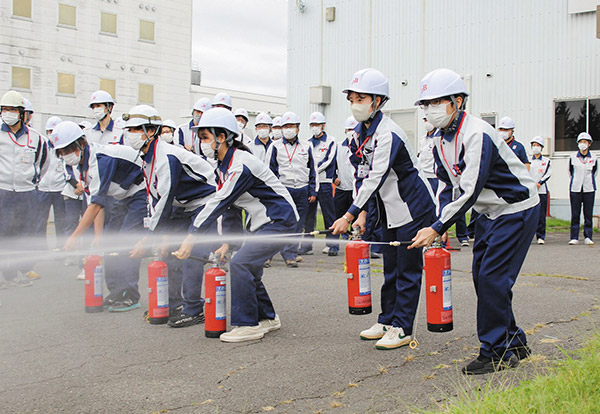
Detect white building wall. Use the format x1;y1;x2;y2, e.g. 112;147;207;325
287;0;600;220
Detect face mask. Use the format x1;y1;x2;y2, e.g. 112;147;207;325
310;126;322;136
201;141;216;160
1;111;20;126
424;103;453;129
350;102;373;122
126;132;146;150
282;127;297;140
160;132;174;143
62;151;81;166
532;146;542;155
193;114;201;125
424;121;435;133
257;128;270;139
345;131;357;141
498;131;511;141
272;129;283;140
578;142;589;152
92;107;107;122
237;121;246;130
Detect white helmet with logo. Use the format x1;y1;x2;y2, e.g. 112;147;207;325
162;119;177;130
53;121;85;150
0;90;26;108
577;132;593;143
211;92;233;109
79;120;93;130
122;105;162;129
89;90;115;108
196;108;239;145
343;68;389;98
498;116;515;130
23;98;34;113
530;136;545;147
281;111;301;126
193;97;212;113
254;112;273;126
45;116;63;132
415;68;469;106
309;111;326;124
272;116;283;127
234;108;249;121
344;116;358;130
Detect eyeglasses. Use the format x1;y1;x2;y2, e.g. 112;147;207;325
419;98;447;110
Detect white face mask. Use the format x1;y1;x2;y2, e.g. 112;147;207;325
424;103;453;129
125;132;146;150
531;146;542;155
237;121;246;130
498;131;511;141
257;128;270;139
282;127;297;140
160;132;174;143
578;142;589;152
272;129;283;140
310;126;322;136
92;107;107;122
62;150;81;166
1;111;20;126
350;102;372;122
192;114;201;125
424;121;435;133
345;130;357;141
201;140;216;160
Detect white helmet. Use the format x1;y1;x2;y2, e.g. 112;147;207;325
281;111;301;126
89;90;115;108
53;121;85;150
211;92;232;109
23;98;34;113
530;136;545;147
78;120;93;129
272;116;283;127
45;116;63;132
193;97;212;113
498;116;515;130
114;117;126;130
196;107;239;143
162;119;177;130
254;112;273;126
0;90;25;108
234;108;249;121
309;111;326;124
343;68;389;98
122;105;162;129
415;68;469;106
577;132;593;143
344;116;358;130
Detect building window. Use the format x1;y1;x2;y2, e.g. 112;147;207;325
57;73;75;95
100;12;117;35
13;0;32;18
99;79;116;100
554;98;600;152
58;4;76;27
139;20;155;42
138;84;154;104
481;114;497;129
11;66;31;90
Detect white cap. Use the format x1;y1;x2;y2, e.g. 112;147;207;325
162;119;177;130
281;111;301;126
23;98;33;113
193;97;212;113
0;90;25;108
45;116;63;132
254;112;273;126
577;132;593;143
122;105;162;129
415;68;469;106
344;116;358;130
89;90;115;108
343;68;389;98
530;136;545;147
53;121;85;150
196;108;239;141
211;92;232;109
309;111;326;124
79;120;93;129
498;116;515;130
272;116;283;127
234;108;249;121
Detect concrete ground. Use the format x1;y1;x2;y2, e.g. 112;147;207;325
1;232;599;414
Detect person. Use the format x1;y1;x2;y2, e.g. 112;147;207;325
86;90;123;145
301;112;339;256
266;111;318;267
78;120;93;130
126;105;220;326
174;108;299;343
410;68;540;375
330;68;436;350
23;98;34;126
159;119;177;144
568;132;597;245
250;112;273;163
0;91;48;288
529;136;552;244
271;116;283;140
333;116;358;243
234;108;249;131
176;97;212;153
497;116;530;170
56;121;146;312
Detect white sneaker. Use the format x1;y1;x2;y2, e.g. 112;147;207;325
322;247;330;254
259;314;281;333
360;322;390;340
375;326;411;350
220;325;265;342
537;239;545;245
76;270;85;280
584;238;595;245
569;239;579;245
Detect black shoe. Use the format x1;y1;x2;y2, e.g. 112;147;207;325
328;250;338;257
103;291;121;308
167;311;205;328
509;345;532;360
462;354;519;375
169;304;184;318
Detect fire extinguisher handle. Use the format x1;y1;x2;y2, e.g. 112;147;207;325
389;241;413;247
308;229;334;236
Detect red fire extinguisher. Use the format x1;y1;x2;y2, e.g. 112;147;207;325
423;244;453;332
84;255;103;313
147;260;169;324
205;256;227;338
345;229;372;315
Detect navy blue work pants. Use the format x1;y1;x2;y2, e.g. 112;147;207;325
570;191;595;240
302;182;338;252
536;193;548;240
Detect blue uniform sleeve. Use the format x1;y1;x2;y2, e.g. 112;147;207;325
307;146;317;197
432;146;453;217
517;145;529;165
267;145;280;177
90;154;119;207
152;155;183;231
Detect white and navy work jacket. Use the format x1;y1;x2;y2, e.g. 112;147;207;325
309;132;337;184
76;142;144;207
249;136;272;164
432;112;539;235
505;137;530;165
418;130;440;179
38;137;66;192
192;147;299;233
266;138;318;196
569;151;598;193
530;154;552;195
348;111;435;229
85;119;123;145
175;120;197;153
0;123;48;192
141;139;217;231
62;163;83;201
335;137;355;192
